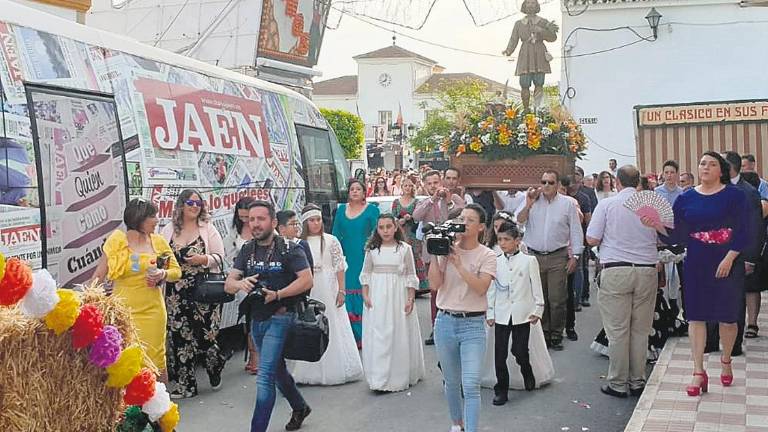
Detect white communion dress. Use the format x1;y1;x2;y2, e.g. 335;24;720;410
289;233;363;385
359;242;425;392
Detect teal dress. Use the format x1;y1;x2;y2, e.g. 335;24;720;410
332;203;380;347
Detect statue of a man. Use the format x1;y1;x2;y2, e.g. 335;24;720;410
502;0;558;111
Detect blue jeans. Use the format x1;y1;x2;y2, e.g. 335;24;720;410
434;312;486;432
250;313;307;432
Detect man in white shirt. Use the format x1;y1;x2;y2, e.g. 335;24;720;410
586;165;658;398
608;158;618;178
516;170;583;350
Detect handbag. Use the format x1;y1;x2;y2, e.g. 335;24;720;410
283;298;329;362
190;253;235;304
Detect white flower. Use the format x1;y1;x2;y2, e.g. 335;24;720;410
517;133;527;145
20;270;60;318
143;382;172;421
517;124;527;132
542;127;552;138
481;133;491;144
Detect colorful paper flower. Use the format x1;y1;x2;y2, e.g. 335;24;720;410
106;345;143;388
0;257;34;306
43;289;81;335
71;304;105;349
124;368;157;406
20;269;60;318
158;403;180;432
142;382;172;422
89;325;123;368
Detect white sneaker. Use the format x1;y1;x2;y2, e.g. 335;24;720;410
449;426;463;432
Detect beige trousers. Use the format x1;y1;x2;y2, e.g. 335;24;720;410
598;266;658;392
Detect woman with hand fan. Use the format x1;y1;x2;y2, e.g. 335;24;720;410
641;151;750;398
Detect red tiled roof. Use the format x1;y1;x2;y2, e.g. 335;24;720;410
353;45;438;65
313;75;357;96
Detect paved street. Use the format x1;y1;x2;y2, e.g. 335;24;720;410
178;288;641;432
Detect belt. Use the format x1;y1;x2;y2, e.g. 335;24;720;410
438;309;485;318
602;262;656;269
528;246;567;256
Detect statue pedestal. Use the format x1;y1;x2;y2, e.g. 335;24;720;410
450;154;574;190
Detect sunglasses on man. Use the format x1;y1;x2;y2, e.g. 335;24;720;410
541;180;556;186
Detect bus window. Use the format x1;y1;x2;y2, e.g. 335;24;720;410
328;128;352;201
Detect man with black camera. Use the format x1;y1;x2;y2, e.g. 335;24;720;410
224;201;313;432
414;170;466;344
516;170;583;350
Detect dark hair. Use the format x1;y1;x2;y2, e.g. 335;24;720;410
124;198;158;233
742;171;761;189
723;151;742;175
231;196;256;234
373;176;389;195
609;158;617;164
276;210;297;227
617;165;641;188
248;200;276;219
743;154;756;163
172;189;209;234
497;220;523;240
574;166;585;177
662;160;680;173
702;151;732;185
542;169;560;182
465;203;488;225
485;211;516;248
520;0;541;14
596;170;615;192
559;176;572;189
681;172;695;183
300;204;326;254
639;177;651;191
444;167;461;178
423;170;442;181
367;214;404;251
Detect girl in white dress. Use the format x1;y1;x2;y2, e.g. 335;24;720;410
289;205;363;385
361;214;425;392
481;218;554;403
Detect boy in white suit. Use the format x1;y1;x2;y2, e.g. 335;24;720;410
487;221;546;405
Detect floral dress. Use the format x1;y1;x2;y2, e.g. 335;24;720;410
392;198;428;290
165;236;226;396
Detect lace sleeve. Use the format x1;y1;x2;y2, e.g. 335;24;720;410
359;249;373;286
401;243;419;290
328;235;348;273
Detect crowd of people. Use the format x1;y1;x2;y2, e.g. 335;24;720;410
90;150;768;432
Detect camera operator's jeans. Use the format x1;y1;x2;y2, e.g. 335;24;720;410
250;312;307;432
434;312;486;432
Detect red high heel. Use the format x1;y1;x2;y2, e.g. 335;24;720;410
687;371;708;397
721;357;734;387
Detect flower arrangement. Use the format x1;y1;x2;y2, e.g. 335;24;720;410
0;253;180;432
444;103;587;161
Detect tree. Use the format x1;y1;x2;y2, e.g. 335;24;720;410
410;79;491;153
320;108;364;159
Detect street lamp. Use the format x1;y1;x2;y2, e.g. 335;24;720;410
645;7;662;40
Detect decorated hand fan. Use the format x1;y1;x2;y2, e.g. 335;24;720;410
623;191;674;228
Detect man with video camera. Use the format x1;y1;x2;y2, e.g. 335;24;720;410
428;203;497;432
224;201;313;432
414;169;466;344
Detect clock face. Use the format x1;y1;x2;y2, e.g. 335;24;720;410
378;73;392;87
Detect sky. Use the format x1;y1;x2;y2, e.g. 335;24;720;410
315;0;563;87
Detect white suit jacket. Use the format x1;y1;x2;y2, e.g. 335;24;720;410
486;252;545;326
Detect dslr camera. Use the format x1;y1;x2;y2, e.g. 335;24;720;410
422;220;466;256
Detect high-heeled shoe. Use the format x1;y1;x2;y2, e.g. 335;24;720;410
686;371;708;397
721;357;734;387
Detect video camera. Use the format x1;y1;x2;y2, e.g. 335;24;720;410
422;220;466;256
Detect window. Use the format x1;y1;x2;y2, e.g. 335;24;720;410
295;124;339;202
378;110;392;127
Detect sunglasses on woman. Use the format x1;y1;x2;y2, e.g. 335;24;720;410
185;199;203;207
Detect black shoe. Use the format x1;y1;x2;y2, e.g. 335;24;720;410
581;300;591;307
285;406;312;431
629;387;645;397
574;304;583;312
550;340;564;351
492;393;508;406
425;332;434;346
600;385;628;398
566;328;578;341
521;365;536;391
732;346;744;357
210;372;222;391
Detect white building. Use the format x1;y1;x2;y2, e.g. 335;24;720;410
560;0;768;176
313;43;517;170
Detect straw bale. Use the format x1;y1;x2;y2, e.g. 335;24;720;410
0;285;154;431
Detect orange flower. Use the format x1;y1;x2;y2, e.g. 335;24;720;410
470;137;483;153
455;144;466;156
505;107;517;119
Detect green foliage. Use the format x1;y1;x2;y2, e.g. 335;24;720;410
410;114;452;153
320;108;364;159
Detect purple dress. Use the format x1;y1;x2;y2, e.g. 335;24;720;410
664;185;749;322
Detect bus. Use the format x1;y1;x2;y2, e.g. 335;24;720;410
0;0;350;287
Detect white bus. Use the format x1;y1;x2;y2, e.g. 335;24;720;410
0;0;350;287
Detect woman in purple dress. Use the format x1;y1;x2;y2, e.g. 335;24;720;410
645;151;749;397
